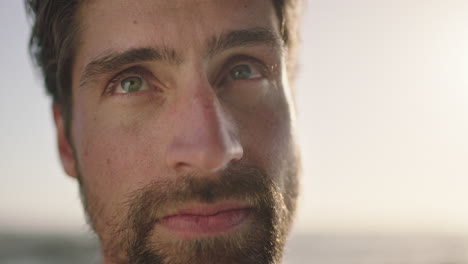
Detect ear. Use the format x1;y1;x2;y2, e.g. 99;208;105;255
53;104;78;178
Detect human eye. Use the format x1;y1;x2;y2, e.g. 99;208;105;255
217;56;268;86
224;62;263;83
106;68;152;95
117;76;148;93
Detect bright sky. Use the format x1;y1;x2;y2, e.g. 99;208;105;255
1;0;467;235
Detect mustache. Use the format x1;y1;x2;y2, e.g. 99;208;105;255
95;162;289;264
120;163;280;235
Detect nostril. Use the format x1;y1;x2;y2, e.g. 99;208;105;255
190;139;239;172
165;131;243;174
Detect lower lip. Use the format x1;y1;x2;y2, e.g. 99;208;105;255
159;208;251;238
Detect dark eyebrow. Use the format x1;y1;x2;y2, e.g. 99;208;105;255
79;47;181;88
207;27;282;57
78;27;281;88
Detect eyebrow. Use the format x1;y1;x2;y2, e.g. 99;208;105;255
79;27;282;88
79;47;180;88
206;27;282;57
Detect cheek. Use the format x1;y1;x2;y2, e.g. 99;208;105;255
71;106;167;207
237;92;294;184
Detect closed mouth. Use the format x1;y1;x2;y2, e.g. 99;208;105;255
157;202;253;238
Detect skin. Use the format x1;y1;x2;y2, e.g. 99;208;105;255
53;0;300;263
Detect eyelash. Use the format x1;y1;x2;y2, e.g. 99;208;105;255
104;56;268;95
104;67;154;95
216;56;268;85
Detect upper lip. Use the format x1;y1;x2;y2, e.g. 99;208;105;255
162;202;252;219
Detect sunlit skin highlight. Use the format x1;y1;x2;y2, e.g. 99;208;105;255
53;0;300;263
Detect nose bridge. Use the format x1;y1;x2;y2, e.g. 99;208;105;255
189;91;226;145
165;80;243;173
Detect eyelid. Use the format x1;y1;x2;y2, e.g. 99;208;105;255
215;55;269;86
104;66;154;95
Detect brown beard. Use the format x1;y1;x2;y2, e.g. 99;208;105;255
79;163;296;264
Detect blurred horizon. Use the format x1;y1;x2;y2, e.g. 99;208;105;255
1;0;468;237
1;231;468;263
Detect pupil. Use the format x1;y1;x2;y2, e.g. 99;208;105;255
233;65;251;80
121;77;142;92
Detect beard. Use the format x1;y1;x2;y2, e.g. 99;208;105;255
78;162;298;264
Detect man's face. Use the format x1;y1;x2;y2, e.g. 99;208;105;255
57;0;300;263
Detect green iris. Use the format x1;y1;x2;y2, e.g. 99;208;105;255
121;76;143;93
230;64;252;80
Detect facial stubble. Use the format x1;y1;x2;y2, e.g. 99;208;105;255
77;163;297;264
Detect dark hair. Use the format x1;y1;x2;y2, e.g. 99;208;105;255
26;0;82;137
26;0;302;133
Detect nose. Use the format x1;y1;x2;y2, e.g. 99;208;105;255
165;88;243;174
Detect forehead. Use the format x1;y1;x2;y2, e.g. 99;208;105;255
75;0;279;70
